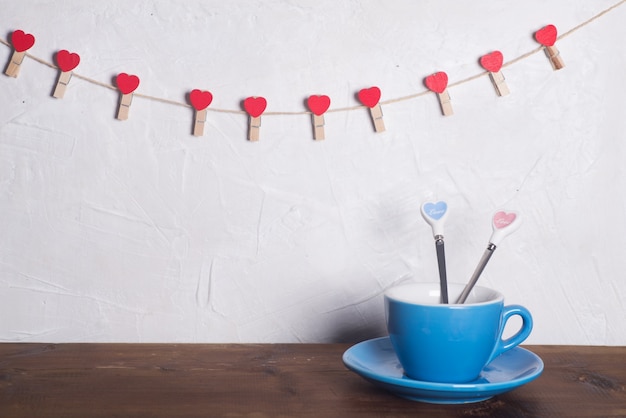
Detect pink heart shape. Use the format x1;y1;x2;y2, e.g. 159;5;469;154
493;211;517;229
56;50;80;72
243;96;267;117
189;89;213;111
307;95;331;115
116;73;140;94
480;51;503;73
357;87;381;108
11;30;35;52
424;72;448;94
535;24;558;47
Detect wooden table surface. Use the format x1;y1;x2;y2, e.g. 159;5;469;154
0;343;625;417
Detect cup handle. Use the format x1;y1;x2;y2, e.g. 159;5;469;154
487;304;533;363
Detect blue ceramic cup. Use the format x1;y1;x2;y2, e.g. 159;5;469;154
385;282;533;383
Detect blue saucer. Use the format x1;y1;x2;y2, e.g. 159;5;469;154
343;337;543;404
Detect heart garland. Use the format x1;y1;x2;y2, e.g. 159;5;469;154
2;18;573;136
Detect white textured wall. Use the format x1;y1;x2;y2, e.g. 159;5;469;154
1;0;625;344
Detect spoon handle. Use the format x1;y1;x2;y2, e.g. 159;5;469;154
435;239;449;303
421;201;450;304
455;244;496;304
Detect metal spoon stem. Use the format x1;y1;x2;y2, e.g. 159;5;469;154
455;243;496;304
435;237;449;304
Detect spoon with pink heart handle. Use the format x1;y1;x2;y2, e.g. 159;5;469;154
455;210;522;304
420;201;450;303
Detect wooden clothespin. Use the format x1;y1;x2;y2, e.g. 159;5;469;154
115;73;140;120
307;95;331;140
425;72;453;116
243;96;267;141
480;51;509;96
189;89;213;136
535;24;565;70
357;87;385;133
4;30;35;78
53;50;80;98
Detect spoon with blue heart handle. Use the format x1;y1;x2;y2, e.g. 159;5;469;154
421;201;450;303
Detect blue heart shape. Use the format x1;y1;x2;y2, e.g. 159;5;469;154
423;201;447;220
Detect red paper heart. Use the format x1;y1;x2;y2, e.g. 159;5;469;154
424;72;448;94
480;51;503;73
11;30;35;52
243;96;267;117
56;50;80;72
357;87;381;108
189;89;213;111
116;73;140;94
535;24;557;47
307;95;331;116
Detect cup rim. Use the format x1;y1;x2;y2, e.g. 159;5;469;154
384;282;504;306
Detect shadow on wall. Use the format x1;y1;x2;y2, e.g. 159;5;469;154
325;318;387;344
320;278;416;344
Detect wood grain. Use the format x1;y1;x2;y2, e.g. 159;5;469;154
1;344;624;417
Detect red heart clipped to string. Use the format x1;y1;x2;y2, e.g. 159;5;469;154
357;87;381;108
116;73;140;94
307;95;331;116
189;89;213;111
10;30;35;52
424;72;448;94
56;50;80;72
480;51;503;73
535;24;558;47
243;96;267;117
